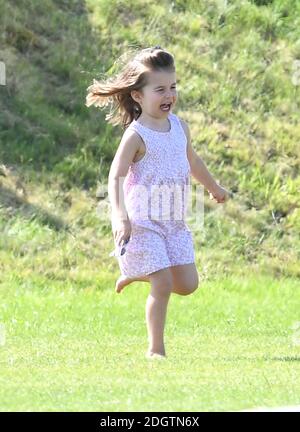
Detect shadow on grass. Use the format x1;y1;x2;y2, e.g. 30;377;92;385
210;355;300;363
0;184;69;232
270;356;300;362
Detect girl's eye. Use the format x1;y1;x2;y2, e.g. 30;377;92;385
158;87;176;91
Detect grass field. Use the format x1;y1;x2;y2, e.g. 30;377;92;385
1;273;300;411
1;0;300;412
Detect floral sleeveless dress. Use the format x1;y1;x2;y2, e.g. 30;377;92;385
110;111;195;278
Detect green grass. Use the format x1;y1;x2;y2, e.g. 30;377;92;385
0;0;300;411
1;0;299;276
1;274;300;411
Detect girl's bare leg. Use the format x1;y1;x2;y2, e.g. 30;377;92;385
145;268;173;357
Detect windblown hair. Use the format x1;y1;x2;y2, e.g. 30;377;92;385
85;46;175;130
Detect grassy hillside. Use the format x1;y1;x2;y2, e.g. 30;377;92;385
0;0;299;281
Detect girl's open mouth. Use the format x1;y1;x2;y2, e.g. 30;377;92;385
160;103;171;111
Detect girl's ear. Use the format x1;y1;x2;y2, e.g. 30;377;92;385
131;90;141;104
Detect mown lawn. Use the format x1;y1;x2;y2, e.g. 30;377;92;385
1;0;300;413
1;273;300;411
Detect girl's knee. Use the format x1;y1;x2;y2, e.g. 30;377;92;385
192;274;200;292
186;280;199;295
174;274;199;296
189;274;200;294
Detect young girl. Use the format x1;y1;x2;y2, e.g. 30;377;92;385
86;46;231;360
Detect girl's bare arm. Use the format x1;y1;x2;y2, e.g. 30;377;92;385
108;129;141;222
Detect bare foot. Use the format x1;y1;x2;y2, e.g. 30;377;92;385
115;275;134;293
145;350;166;360
115;274;150;294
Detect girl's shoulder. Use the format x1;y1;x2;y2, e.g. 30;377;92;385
171;112;186;125
170;112;188;132
171;112;188;134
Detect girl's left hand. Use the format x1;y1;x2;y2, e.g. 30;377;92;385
209;185;232;203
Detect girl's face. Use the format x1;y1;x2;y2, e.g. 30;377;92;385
132;70;177;118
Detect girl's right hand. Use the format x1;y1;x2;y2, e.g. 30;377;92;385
209;185;232;203
113;218;132;248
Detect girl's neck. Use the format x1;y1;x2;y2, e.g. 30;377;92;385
136;113;170;131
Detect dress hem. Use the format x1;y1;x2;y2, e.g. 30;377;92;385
121;259;195;279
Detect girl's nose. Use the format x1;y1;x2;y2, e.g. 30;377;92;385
164;92;175;101
167;89;177;100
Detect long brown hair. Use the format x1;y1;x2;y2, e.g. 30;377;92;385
85;46;175;130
